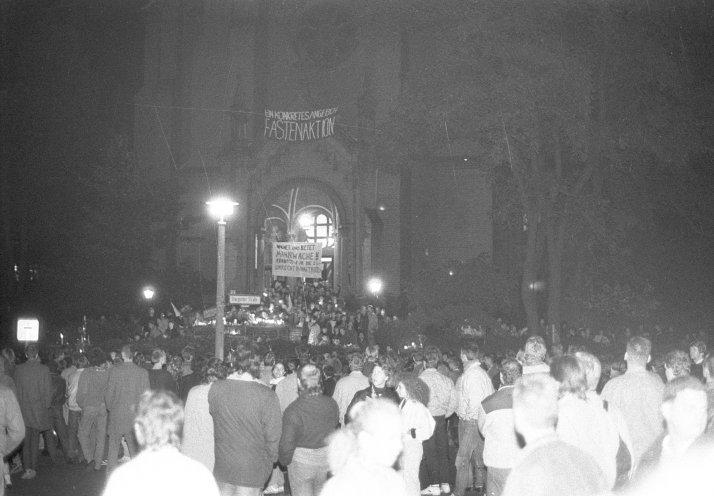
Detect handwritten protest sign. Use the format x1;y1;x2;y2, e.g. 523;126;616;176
272;242;323;278
264;108;338;142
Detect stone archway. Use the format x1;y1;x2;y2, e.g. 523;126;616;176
251;177;349;291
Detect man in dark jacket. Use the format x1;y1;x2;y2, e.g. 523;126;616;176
209;349;282;496
105;344;150;473
279;364;339;496
15;344;59;479
148;349;177;395
48;361;70;460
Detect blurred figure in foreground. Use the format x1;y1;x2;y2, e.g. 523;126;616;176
103;390;219;496
635;375;708;480
0;382;24;496
502;373;606;496
321;398;408;496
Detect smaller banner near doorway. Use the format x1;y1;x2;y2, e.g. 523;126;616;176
264;108;338;142
272;242;323;279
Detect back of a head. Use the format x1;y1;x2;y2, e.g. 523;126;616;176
121;344;134;361
348;353;364;372
26;343;39;360
151;348;166;365
88;347;107;367
298;363;323;395
395;373;430;406
575;351;602;392
662;375;706;404
500;358;523;386
625;336;651;365
134;390;184;451
191;355;206;373
524;336;547;366
661;375;708;439
76;354;89;369
513;373;560;431
460;338;480;361
233;349;262;379
203;358;227;384
550;355;587;399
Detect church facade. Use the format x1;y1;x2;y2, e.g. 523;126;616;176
133;1;492;299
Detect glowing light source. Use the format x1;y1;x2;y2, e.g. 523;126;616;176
142;287;155;300
298;214;313;229
206;197;238;222
367;277;383;296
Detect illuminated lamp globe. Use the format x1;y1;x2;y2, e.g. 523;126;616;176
206;197;238;222
367;277;383;296
298;214;313;230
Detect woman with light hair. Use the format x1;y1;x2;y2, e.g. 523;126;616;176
103;391;219;496
550;356;619;490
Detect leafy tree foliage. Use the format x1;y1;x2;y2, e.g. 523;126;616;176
378;0;712;330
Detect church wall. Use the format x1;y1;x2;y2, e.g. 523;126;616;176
411;162;492;268
133;2;490;302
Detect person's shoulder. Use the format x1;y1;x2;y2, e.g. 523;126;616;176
0;382;12;396
354;386;370;398
482;386;513;413
601;374;626;393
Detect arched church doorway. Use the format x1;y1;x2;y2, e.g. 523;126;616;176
255;180;345;291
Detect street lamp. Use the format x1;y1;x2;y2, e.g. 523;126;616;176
207;197;238;361
142;286;155;301
367;277;383;299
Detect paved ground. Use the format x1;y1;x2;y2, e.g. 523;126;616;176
8;456;106;496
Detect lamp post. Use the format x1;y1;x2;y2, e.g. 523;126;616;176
367;277;383;300
207;197;238;361
142;286;155;301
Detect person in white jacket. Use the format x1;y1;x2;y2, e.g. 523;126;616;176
395;374;436;496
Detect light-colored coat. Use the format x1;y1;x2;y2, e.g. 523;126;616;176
0;383;25;457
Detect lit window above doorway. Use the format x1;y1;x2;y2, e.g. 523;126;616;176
299;212;335;247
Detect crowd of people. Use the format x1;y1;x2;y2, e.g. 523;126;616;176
0;319;712;496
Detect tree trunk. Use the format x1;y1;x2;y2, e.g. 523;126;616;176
521;206;540;332
546;218;565;330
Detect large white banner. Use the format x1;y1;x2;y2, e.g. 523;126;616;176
272;242;323;279
264;108;338;142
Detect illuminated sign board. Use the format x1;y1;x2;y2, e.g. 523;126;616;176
17;318;39;342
